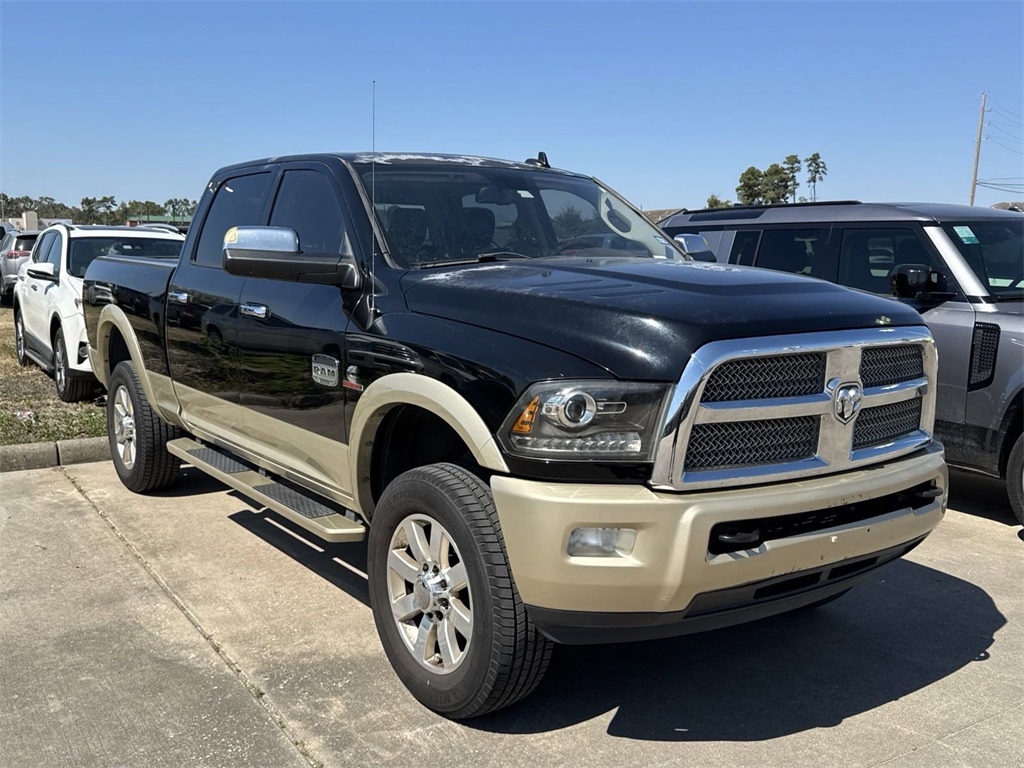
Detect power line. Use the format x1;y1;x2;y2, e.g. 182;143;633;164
990;105;1024;129
987;96;1024;120
988;120;1023;141
986;136;1024;155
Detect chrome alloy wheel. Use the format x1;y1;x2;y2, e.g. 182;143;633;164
387;514;473;674
112;384;137;469
54;337;66;394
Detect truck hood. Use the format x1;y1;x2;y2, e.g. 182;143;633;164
400;257;925;380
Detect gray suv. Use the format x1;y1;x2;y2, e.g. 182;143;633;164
1;230;40;304
660;202;1024;524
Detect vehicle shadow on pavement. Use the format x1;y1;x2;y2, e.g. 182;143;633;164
228;507;370;606
150;467;236;498
471;559;1004;740
947;469;1017;527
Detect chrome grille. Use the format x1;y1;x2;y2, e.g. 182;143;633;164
685;417;819;470
860;345;923;388
702;353;825;401
853;398;923;450
652;327;938;491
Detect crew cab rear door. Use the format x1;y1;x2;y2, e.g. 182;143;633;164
233;163;353;493
166;169;274;442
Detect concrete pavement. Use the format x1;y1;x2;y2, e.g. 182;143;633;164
1;462;1021;767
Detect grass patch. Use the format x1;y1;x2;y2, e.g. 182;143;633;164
0;307;107;446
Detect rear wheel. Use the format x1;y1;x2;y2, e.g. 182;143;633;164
368;463;552;719
1008;434;1023;526
14;308;28;366
54;330;92;402
107;360;181;492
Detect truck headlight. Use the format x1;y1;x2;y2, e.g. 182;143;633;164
498;381;670;461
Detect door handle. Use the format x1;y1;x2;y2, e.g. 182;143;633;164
168;290;190;304
240;303;269;319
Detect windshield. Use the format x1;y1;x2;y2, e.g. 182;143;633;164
355;164;684;268
942;219;1024;298
69;236;182;278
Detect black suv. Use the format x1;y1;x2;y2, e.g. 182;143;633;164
660;202;1024;523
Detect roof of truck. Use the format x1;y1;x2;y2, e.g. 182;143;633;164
214;152;586;177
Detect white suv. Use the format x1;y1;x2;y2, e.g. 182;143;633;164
13;224;185;401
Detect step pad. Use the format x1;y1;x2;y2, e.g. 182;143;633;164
253;481;337;520
167;437;365;543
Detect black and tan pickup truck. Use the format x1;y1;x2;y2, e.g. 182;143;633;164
83;152;948;718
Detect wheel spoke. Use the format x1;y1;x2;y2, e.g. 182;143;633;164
390;593;420;623
428;522;446;563
403;519;431;564
449;597;472;637
122;440;132;466
444;561;468;593
388;549;421;584
437;617;460;667
413;614;435;663
114;402;127;420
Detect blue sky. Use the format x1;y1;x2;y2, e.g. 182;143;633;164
2;1;1022;210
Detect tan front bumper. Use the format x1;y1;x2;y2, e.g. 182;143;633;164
491;443;947;614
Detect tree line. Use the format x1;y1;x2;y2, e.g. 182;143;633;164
704;153;828;209
0;193;198;225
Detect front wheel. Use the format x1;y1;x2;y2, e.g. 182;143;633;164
1008;433;1023;526
368;463;552;719
107;361;181;493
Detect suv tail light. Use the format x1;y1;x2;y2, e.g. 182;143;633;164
5;250;31;259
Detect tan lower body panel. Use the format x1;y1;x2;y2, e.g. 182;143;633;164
491;443;947;614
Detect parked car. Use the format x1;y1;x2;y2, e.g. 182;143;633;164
83;152;946;718
660;202;1024;523
1;230;40;304
13;224;184;401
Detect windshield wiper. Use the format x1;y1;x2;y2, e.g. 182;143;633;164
417;252;533;269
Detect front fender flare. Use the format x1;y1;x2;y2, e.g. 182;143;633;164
348;372;509;516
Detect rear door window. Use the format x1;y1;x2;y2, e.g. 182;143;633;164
194;173;272;268
755;228;830;278
838;228;938;294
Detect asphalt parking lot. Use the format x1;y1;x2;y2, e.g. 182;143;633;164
1;462;1021;768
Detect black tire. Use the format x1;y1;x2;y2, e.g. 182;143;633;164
1008;433;1023;526
107;360;182;493
14;307;28;367
53;329;93;402
368;463;553;719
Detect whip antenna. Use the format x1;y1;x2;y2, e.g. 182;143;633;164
370;79;377;316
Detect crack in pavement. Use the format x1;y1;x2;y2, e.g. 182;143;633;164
867;699;1024;767
60;466;326;768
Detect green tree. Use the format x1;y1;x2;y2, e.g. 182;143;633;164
783;154;802;203
760;163;791;205
736;167;764;205
96;196;118;225
705;194;731;209
805;152;828;202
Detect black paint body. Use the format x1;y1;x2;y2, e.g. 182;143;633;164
84;154;926;483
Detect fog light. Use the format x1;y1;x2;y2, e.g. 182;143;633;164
567;527;637;558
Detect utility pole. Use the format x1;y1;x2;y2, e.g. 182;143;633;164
969;91;987;206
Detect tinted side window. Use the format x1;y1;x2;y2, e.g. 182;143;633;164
194;173;271;268
756;228;829;277
838;228;938;294
32;232;54;262
729;230;761;265
268;170;347;254
46;233;64;270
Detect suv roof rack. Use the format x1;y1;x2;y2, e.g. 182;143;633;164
683;200;863;216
